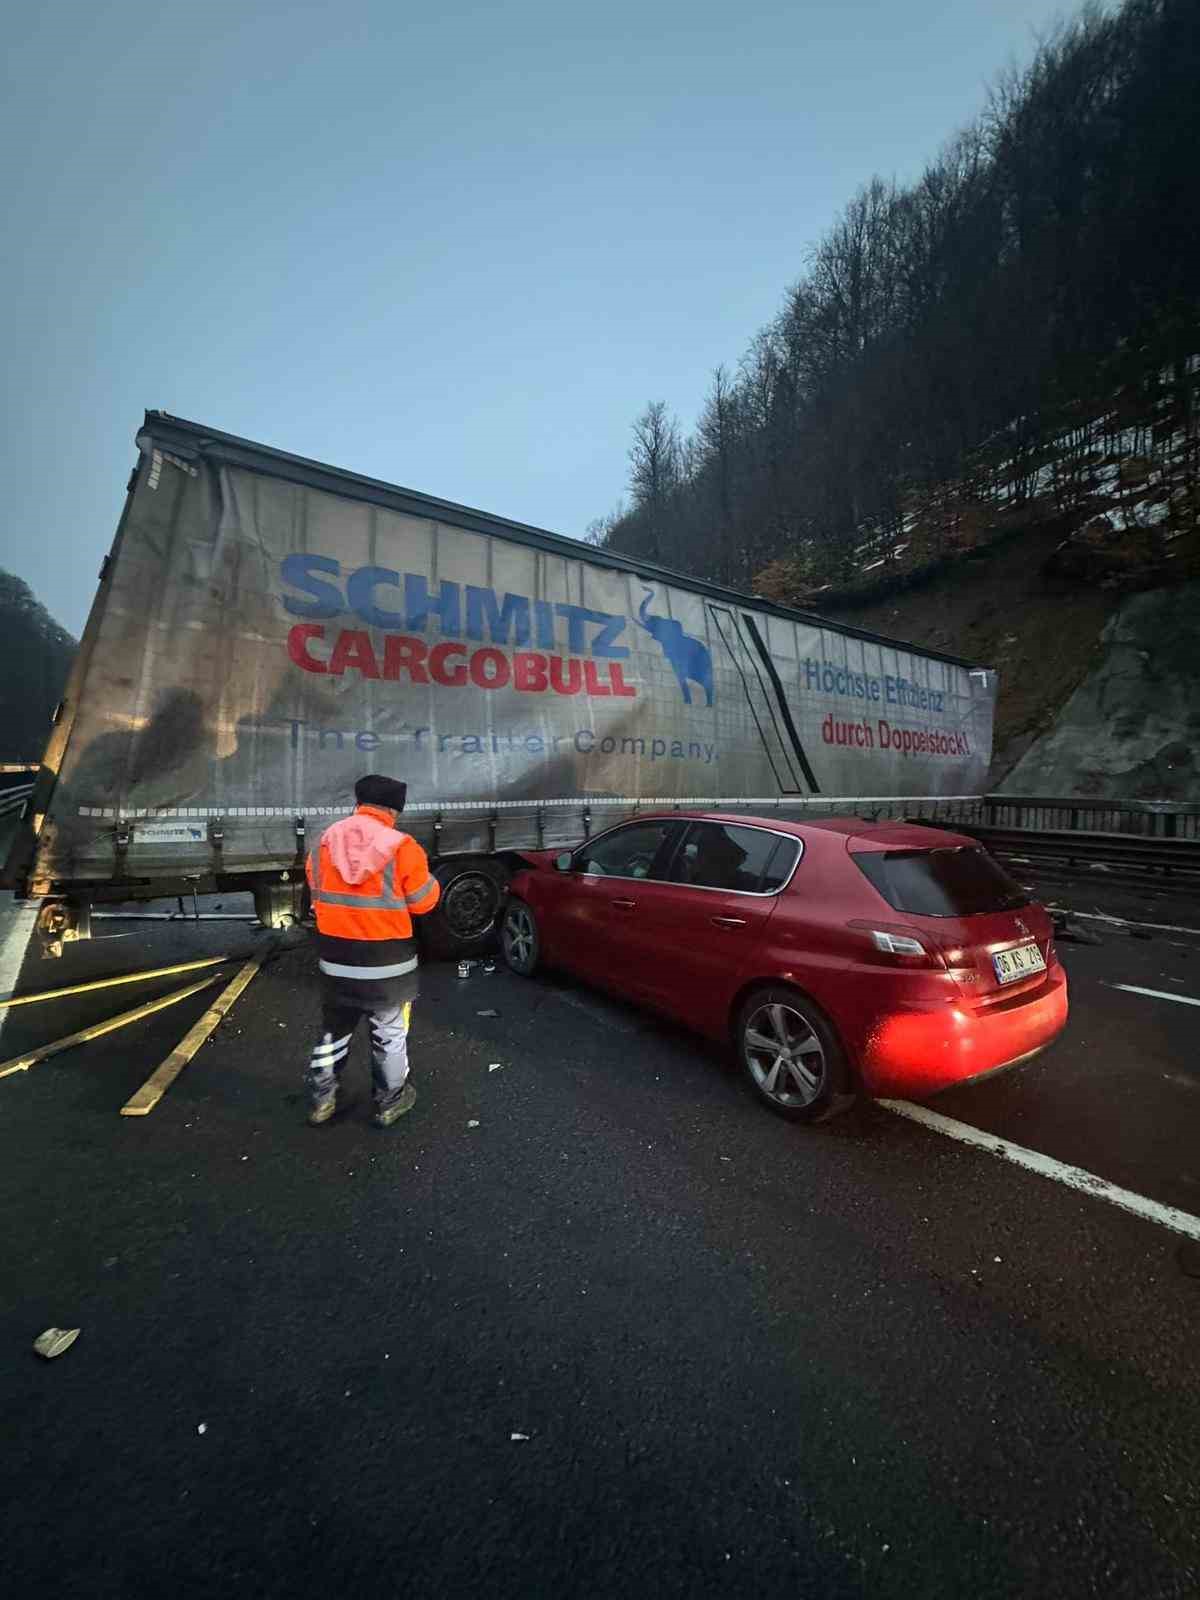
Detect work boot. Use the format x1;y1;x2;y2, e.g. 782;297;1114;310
308;1096;337;1126
373;1083;417;1128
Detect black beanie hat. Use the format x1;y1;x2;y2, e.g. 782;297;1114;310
355;774;408;813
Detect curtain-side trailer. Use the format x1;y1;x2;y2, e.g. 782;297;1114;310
4;412;996;957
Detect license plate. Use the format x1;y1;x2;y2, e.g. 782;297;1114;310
993;942;1047;985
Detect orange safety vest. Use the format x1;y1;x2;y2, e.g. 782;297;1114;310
306;805;441;987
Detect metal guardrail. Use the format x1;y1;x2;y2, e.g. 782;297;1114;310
980;794;1200;841
0;768;36;821
856;793;1200;842
953;824;1200;875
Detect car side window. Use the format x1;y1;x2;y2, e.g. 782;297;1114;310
668;823;799;894
575;820;675;879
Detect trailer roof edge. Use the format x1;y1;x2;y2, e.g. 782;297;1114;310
141;410;991;672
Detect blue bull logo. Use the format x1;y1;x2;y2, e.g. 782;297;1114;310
636;588;714;707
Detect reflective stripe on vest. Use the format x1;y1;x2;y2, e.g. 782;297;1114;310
319;956;420;980
308;851;433;914
403;874;438;910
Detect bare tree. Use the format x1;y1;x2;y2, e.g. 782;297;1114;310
696;365;740;581
627;402;681;562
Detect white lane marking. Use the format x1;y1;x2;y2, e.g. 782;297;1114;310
1046;905;1200;938
0;894;38;1011
879;1099;1200;1244
1109;983;1200;1008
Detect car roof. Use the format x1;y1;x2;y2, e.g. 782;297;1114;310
630;811;975;851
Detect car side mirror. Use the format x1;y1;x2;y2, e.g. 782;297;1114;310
555;852;573;872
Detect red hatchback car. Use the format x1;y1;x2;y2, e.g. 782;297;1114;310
501;812;1068;1119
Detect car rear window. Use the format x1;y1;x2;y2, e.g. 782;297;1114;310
853;846;1031;917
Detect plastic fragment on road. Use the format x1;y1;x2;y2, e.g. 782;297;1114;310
467;1119;480;1128
488;1062;502;1072
510;1432;530;1441
33;1327;80;1360
1053;918;1103;946
197;1423;208;1435
477;1009;500;1017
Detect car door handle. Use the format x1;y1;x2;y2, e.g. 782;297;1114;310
611;898;637;911
710;915;747;929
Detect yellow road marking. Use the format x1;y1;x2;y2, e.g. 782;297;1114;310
0;955;231;1010
120;950;271;1117
0;974;224;1081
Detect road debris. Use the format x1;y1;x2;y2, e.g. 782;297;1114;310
477;1009;500;1018
197;1423;208;1435
1053;918;1103;946
488;1062;503;1073
510;1432;530;1441
33;1327;80;1360
121;946;275;1116
468;1119;480;1128
0;972;226;1083
0;955;231;1011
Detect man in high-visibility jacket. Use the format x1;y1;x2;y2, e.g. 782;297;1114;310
304;775;441;1127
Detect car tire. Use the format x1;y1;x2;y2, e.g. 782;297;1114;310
420;857;510;960
735;986;852;1123
500;898;541;977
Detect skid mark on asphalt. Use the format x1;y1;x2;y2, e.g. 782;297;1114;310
880;1099;1200;1243
1108;982;1200;1008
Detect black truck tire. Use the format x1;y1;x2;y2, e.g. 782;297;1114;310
419;857;510;960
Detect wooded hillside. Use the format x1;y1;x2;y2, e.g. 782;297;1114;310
592;0;1199;604
0;569;76;763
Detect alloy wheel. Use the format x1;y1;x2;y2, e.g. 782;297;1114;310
742;1000;826;1108
502;903;538;974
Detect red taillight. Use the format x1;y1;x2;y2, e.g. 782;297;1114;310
847;920;943;969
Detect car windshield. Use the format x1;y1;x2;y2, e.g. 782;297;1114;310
853;845;1031;917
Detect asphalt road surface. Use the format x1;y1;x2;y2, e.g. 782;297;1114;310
2;873;1198;1599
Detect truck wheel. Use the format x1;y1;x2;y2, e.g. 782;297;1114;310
421;858;509;960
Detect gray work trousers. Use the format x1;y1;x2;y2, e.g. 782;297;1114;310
306;999;412;1111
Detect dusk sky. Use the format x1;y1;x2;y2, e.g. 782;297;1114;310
3;0;1074;636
